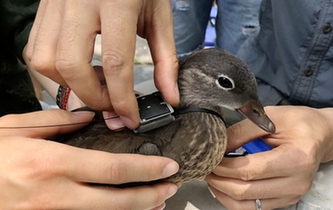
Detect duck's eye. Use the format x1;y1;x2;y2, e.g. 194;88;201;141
217;76;234;90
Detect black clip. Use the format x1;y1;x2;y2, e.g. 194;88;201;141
134;92;175;133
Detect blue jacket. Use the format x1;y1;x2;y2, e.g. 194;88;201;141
237;0;333;108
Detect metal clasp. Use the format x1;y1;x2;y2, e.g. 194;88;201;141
133;92;175;133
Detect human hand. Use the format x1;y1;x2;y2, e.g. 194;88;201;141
26;0;179;130
0;109;178;209
205;106;333;209
24;58;139;131
65;65;143;130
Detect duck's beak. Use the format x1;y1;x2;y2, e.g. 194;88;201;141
236;100;276;134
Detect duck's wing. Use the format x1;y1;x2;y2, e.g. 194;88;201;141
52;119;161;155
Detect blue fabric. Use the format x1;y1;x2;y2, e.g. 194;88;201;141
237;0;333;107
172;0;213;60
216;0;261;54
173;0;333;107
172;0;261;59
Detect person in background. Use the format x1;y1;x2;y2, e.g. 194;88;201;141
0;0;179;208
203;0;333;209
172;0;262;60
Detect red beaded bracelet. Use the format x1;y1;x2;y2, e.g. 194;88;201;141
56;85;71;110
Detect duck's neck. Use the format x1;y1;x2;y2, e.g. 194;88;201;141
177;68;222;115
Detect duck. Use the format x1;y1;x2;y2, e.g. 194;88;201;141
53;48;275;185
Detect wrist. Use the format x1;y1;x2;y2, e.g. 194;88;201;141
56;86;71;110
56;86;85;111
317;108;333;162
67;91;85;111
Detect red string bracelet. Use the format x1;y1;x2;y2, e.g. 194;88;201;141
56;85;71;110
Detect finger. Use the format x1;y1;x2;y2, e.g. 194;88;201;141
55;1;112;110
71;182;176;210
25;0;48;60
0;138;177;209
28;0;67;85
208;185;298;210
213;145;303;180
0;110;95;138
146;1;180;107
100;0;141;129
64;150;179;184
206;173;300;200
102;111;126;130
226;118;272;152
226;106;283;153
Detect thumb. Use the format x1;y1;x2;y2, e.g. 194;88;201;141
0;109;95;138
226;118;269;153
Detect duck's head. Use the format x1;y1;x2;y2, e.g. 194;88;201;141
178;48;275;134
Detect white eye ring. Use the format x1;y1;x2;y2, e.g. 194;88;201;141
216;74;235;90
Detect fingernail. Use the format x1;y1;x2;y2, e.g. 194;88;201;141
166;184;178;199
119;116;137;130
73;111;95;117
103;111;125;130
162;162;179;178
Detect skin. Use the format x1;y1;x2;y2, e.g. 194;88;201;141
0;109;179;209
205;106;333;209
26;0;180;130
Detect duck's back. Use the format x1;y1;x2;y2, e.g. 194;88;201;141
53;109;227;183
